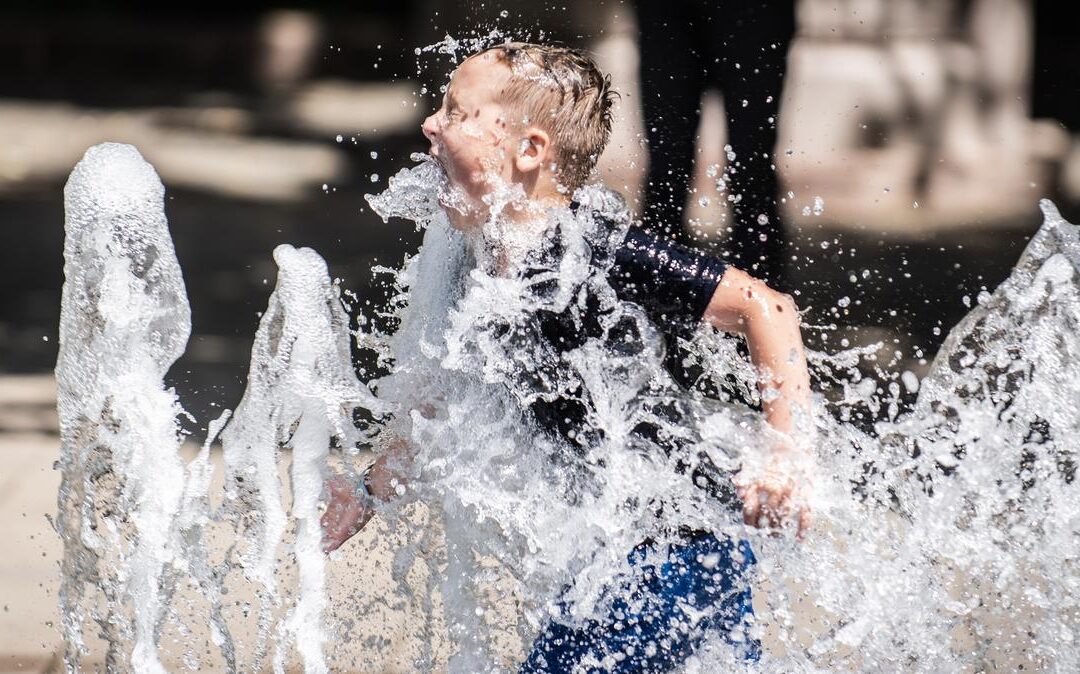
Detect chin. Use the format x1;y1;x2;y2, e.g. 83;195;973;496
439;182;485;232
448;209;487;233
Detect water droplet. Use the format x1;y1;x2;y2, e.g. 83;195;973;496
901;370;920;393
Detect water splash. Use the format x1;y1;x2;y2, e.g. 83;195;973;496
56;143;190;673
55;144;1080;673
57;144;380;673
742;199;1080;672
217;244;382;672
362;158;1080;672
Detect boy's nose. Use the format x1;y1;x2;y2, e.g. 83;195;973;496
422;113;439;144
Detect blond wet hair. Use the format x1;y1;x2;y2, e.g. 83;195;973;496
479;42;617;193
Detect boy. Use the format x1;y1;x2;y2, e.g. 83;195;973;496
323;43;812;671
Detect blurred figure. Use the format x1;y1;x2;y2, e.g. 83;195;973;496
255;10;322;130
636;0;795;288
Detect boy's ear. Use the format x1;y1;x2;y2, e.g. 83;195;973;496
514;127;551;174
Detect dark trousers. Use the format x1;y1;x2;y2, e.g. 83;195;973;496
636;0;795;288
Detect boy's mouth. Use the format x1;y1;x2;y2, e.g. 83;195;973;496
427;153;448;180
427;150;448;176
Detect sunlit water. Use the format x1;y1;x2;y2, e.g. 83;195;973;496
56;139;1079;673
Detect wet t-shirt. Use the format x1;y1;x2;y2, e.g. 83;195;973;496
608;224;728;337
521;199;738;508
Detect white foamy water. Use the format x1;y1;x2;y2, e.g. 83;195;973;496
58;144;379;672
57;143;190;673
56;144;1080;673
217;244;381;673
748;199;1080;673
362;158;1080;673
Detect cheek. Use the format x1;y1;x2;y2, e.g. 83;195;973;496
446;127;507;175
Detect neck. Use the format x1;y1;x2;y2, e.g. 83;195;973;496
476;190;572;275
505;190;571;225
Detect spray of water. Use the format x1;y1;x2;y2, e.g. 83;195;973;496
56;142;191;673
55;139;1080;673
218;243;381;673
57;144;379;672
362;157;1080;672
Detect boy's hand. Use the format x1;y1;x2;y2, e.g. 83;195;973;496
734;449;813;540
321;473;374;553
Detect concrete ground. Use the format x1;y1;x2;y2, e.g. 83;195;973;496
0;376;62;673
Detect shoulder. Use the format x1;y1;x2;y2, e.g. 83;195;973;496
570;185;633;264
607;225;729;336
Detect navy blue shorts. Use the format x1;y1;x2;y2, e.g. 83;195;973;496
520;533;760;673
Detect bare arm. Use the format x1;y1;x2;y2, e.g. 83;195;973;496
702;267;813;537
703;267;810;436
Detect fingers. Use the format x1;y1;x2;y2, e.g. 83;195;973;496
322;507;361;553
322;535;343;554
741;485;760;528
321;484;364;553
745;478;788;528
320;504;349;553
325;474;353;501
764;479;789;526
742;477;812;540
797;506;812;542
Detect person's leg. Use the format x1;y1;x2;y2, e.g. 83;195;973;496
520;533;759;673
708;0;795;288
636;0;707;246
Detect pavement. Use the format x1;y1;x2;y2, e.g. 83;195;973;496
0;376;62;673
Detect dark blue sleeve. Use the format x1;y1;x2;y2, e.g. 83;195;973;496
607;227;728;337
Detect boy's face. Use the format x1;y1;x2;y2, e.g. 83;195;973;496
422;52;523;230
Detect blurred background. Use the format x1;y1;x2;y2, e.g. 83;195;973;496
2;1;1079;670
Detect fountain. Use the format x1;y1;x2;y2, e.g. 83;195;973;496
57;142;191;674
57;144;380;673
55;140;1080;673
